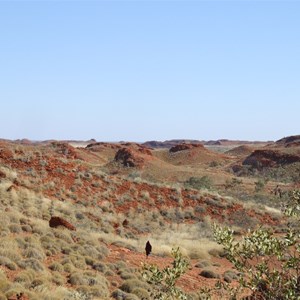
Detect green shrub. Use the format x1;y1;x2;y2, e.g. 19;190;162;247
209;190;300;300
223;270;239;283
63;262;75;273
0;271;10;292
0;256;18;270
51;271;65;286
142;247;189;300
194;260;211;268
9;224;22;233
22;247;45;260
49;262;64;272
254;179;266;192
111;289;128;299
119;279;149;293
132;287;151;299
184;176;212;190
21;224;32;232
69;271;108;288
92;262;107;273
18;258;44;272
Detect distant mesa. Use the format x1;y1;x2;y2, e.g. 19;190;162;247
143;139;270;149
205;140;222;146
169;143;205;153
86;142;120;150
143;139;203;149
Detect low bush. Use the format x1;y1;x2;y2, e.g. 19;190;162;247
18;258;45;272
208;190;300;299
119;279;149;293
0;256;18;270
184;176;212;190
142;247;189;300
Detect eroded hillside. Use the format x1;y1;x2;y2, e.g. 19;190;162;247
0;137;297;299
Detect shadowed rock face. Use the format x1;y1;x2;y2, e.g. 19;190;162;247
49;216;76;231
114;146;152;167
243;150;300;169
276;135;300;146
115;148;141;167
169;143;205;153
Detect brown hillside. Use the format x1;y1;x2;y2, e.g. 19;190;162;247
243;149;300;169
225;145;255;157
0;138;291;299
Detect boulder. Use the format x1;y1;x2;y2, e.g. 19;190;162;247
49;216;76;231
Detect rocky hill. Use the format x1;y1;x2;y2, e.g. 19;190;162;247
0;136;296;299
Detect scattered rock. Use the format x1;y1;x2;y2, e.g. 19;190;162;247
199;269;220;279
122;219;129;227
49;216;76;231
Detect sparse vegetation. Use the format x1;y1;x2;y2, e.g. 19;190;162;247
184;176;212;190
142;247;189;300
0;137;298;299
210;190;300;299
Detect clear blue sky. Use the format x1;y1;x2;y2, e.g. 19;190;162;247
0;1;299;142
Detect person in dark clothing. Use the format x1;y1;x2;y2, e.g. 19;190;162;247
145;241;152;258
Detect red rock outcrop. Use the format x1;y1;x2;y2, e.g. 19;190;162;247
138;147;152;156
169;143;204;153
50;142;80;159
243;150;300;169
49;216;76;231
114;148;144;167
276;135;300;147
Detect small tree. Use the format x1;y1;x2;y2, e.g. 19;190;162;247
211;190;300;299
141;247;189;300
